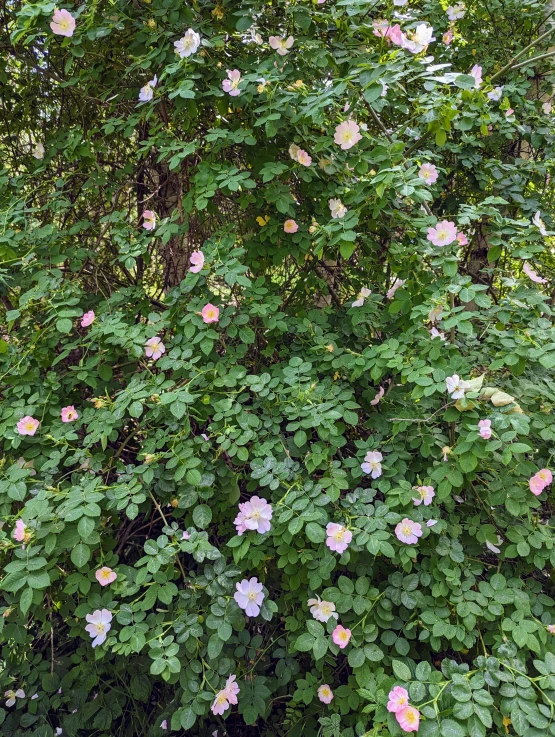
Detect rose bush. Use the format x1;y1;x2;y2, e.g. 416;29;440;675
2;0;555;736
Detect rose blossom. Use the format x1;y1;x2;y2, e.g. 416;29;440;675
234;496;273;535
222;70;242;97
296;149;312;166
443;29;454;45
142;210;156;230
5;689;25;707
427;220;458;246
325;522;352;554
361;450;382;478
32;142;45;159
318;685;334;704
189;251;204;273
234;577;264;616
81;310;95;327
145;336;165;360
269;36;295;55
396;706;420;733
201;303;220;323
478;419;492;439
85;609;112;647
532;211;548;236
17;416;40;436
50;8;76;37
387;686;409;713
352;287;371;307
418;163;438;184
523;263;547;284
412;485;435;506
329;198;347;219
334;120;362;150
61;405;78;423
174;29;201;58
447;3;466;20
488;86;504;101
370;386;385;405
139;75;157;102
284;219;299;233
395;518;422;544
456;231;468;245
446;374;469;399
13;520;30;544
470;64;482;89
331;624;351;649
95;567;117;587
386;278;406;299
307;596;337;623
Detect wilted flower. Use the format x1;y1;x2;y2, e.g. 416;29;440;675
532;211;548;236
429;327;446;341
50;8;76;37
32;142;45;159
234;577;264;616
488;86;504;101
543;102;552;114
222;70;242;96
395;518;422;544
201;303;220;323
145;336;165;360
308;596;337;623
412;485;435;506
387;686;409;713
234;496;273;535
329;198;347;219
160;721;168;730
318;684;334;703
17;416;40;436
190;251;205;273
548;625;555;634
174;29;201;58
269;36;295;55
334;120;362;150
478;419;492;439
418;163;438;184
325;522;352;554
85;609;112;647
427;220;457;246
61;405;78;422
331;624;351;648
361;450;382;478
95;567;117;587
523;262;547;284
370;386;385;405
352;287;371;307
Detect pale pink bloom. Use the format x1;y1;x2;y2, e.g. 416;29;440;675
403;24;435;53
386;278;406;299
532;211;548;236
284;219;299;233
332;624;351;649
447;3;465;20
325;522;352;554
329;198;347;219
427;519;438;527
334;120;362;150
307;596;337;623
446;374;469;399
352;287;371;307
85;609;112;647
17;416;40;436
395;518;422;544
470;65;482;89
189;251;205;273
443;29;454;45
31;694;38;700
488;86;504;101
182;530;191;540
427;220;458;247
139;75;157;102
211;690;231;716
418;163;438;184
538;468;553;485
506;108;514;117
234;496;273;535
13;519;30;543
32;142;45;159
429;327;446;341
296;149;312;166
161;721;168;730
370;386;385;405
523;263;547;284
222;69;242;97
142;210;156;230
95;567;117;587
396;706;420;733
145;336;165;360
548;625;555;634
361;450;382;478
412;485;435;506
269;36;295;55
456;231;468;245
81;310;95;327
224;675;240;704
61;405;78;423
5;689;25;707
373;20;390;38
234;577;264;616
387;686;409;713
50;9;76;37
387;24;405;47
478;419;492;439
174;29;201;58
201;303;220;323
318;684;334;704
543;102;552;114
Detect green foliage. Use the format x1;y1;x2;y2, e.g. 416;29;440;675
2;0;555;736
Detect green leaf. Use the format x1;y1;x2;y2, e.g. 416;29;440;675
391;660;411;682
77;516;95;539
56;318;73;333
71;543;91;568
294;633;315;652
192;504;212;528
440;719;466;737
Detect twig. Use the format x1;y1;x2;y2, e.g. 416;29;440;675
148;490;187;581
510;49;555;72
490;25;555;81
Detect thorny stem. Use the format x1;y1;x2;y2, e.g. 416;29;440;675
490;25;555;81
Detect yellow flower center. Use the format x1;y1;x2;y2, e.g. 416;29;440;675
96;623;105;633
402;525;412;536
248;591;257;600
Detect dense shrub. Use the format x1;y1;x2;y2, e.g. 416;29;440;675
2;1;555;736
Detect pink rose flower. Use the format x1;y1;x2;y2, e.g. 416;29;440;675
160;720;168;730
456;231;468;245
361;450;382;478
145;336;165;360
211;677;239;717
412;485;435;506
17;416;40;436
234;496;273;535
222;69;242;96
395;518;423;544
224;675;240;704
95;567;117;587
284;219;299;233
325;522;352;554
529;469;552;496
318;684;334;704
142;210;156;230
269;36;295;55
427;220;458;246
470;64;482;89
523;263;547;284
234;577;264;616
189;251;205;273
81;310;95;327
13;519;30;544
296;149;312;166
478;419;492;439
396;706;420;732
443;29;454;45
370;386;385;405
386;278;406;299
331;624;351;649
201;303;220;323
387;686;409;713
182;530;191;540
61;405;79;423
334;120;362;150
50;8;76;37
418;163;438;184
